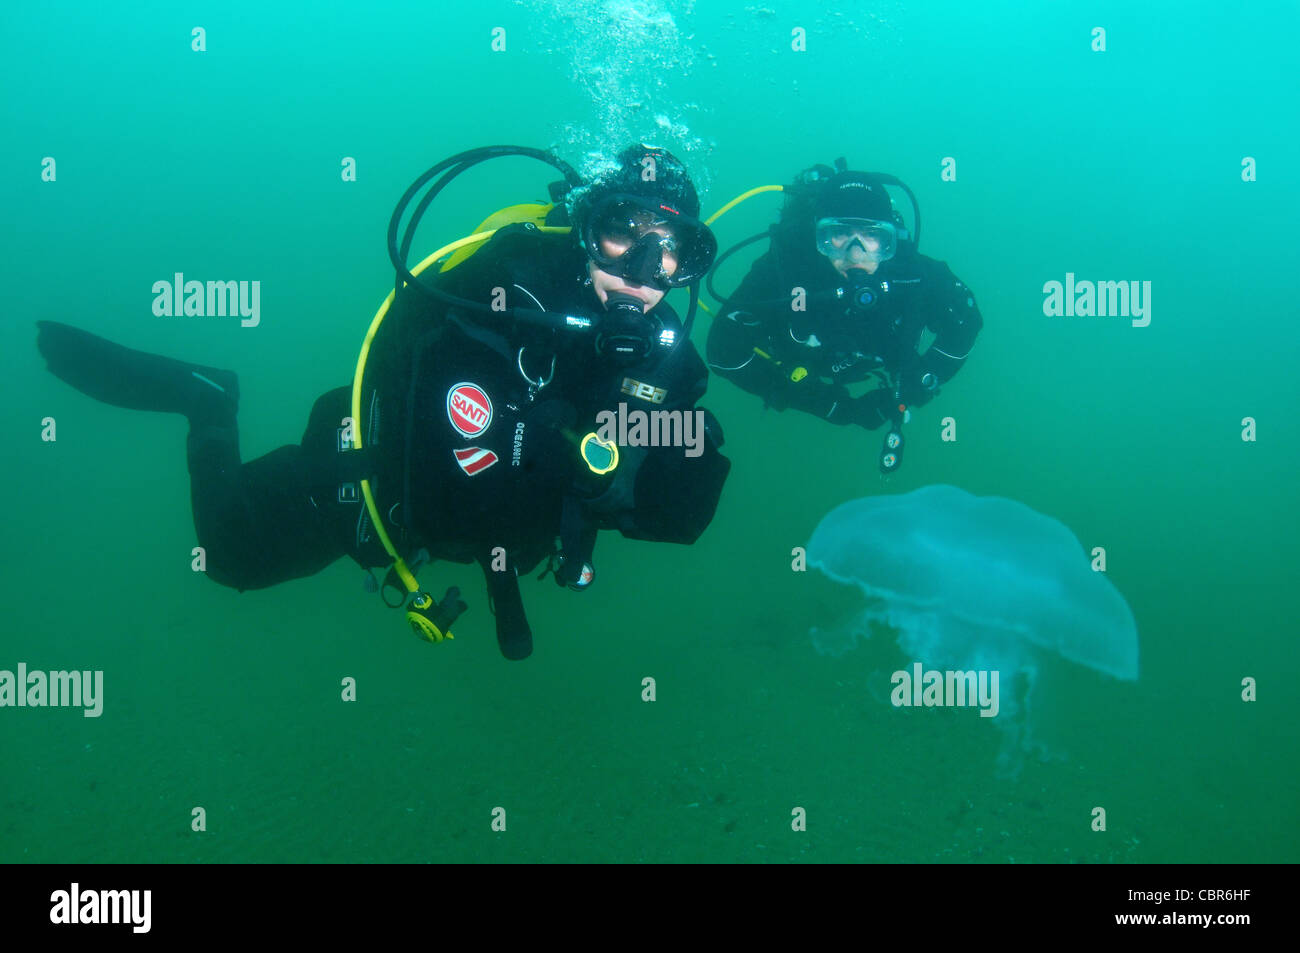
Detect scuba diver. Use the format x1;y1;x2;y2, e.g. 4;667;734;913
705;158;982;473
36;143;730;660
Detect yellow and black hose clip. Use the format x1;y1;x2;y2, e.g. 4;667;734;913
406;587;468;644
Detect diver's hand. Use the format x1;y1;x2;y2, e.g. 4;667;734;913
821;384;853;423
899;364;941;407
829;388;894;430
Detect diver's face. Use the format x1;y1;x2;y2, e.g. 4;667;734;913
588;222;678;311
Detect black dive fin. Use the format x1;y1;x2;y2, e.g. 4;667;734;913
482;562;533;661
36;321;238;423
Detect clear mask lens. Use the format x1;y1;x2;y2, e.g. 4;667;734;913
598;202;675;240
815;217;897;263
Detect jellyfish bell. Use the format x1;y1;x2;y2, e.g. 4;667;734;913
806;485;1140;773
808;485;1138;678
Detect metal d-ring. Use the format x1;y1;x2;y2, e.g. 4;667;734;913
517;348;556;394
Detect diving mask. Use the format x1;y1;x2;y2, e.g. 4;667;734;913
581;194;717;290
815;217;898;264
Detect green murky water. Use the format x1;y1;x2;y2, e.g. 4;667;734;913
2;0;1296;863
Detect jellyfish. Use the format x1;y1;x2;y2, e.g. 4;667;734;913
807;485;1138;774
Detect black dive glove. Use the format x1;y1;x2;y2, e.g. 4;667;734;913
827;387;895;430
898;361;941;407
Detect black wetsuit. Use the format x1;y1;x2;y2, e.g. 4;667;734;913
706;244;982;428
186;225;730;651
